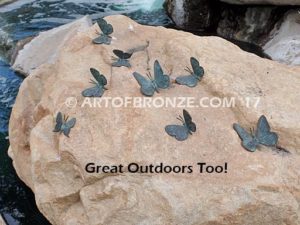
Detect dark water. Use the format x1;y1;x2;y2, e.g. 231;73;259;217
0;0;172;44
0;61;52;224
0;0;171;224
0;61;22;132
0;132;52;225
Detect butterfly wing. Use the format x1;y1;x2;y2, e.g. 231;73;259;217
256;115;278;146
90;68;107;86
154;60;170;89
183;109;196;132
191;57;204;79
97;18;113;35
62;118;76;138
82;85;105;97
133;72;155;96
165;125;189;141
175;74;199;87
92;34;111;45
65;118;76;128
113;50;132;59
112;59;131;68
98;75;108;86
66;118;76;129
233;123;258;152
53;112;63;132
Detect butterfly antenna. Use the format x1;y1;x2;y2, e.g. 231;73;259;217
184;67;190;73
147;72;152;80
177;115;184;123
176;117;182;122
179;115;184;121
65;116;69;122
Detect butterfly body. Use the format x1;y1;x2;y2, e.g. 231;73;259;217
53;112;76;138
151;79;159;91
82;68;107;98
112;58;131;68
133;60;170;97
112;50;133;68
176;57;204;87
233;115;278;152
165;110;196;141
93;34;112;45
93;18;113;45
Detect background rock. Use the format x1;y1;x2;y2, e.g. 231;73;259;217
164;0;221;30
9;15;300;225
12;15;92;76
264;10;300;65
0;29;14;62
164;0;300;65
221;0;300;5
217;6;286;45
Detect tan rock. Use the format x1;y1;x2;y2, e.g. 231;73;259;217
0;0;16;6
0;216;5;225
12;15;92;76
9;15;300;225
10;36;34;66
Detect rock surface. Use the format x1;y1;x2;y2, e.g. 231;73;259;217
216;6;284;46
9;15;300;225
0;216;5;225
0;0;16;6
165;0;220;30
264;10;300;65
12;15;92;76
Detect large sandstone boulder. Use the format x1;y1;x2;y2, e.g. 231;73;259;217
9;15;300;225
